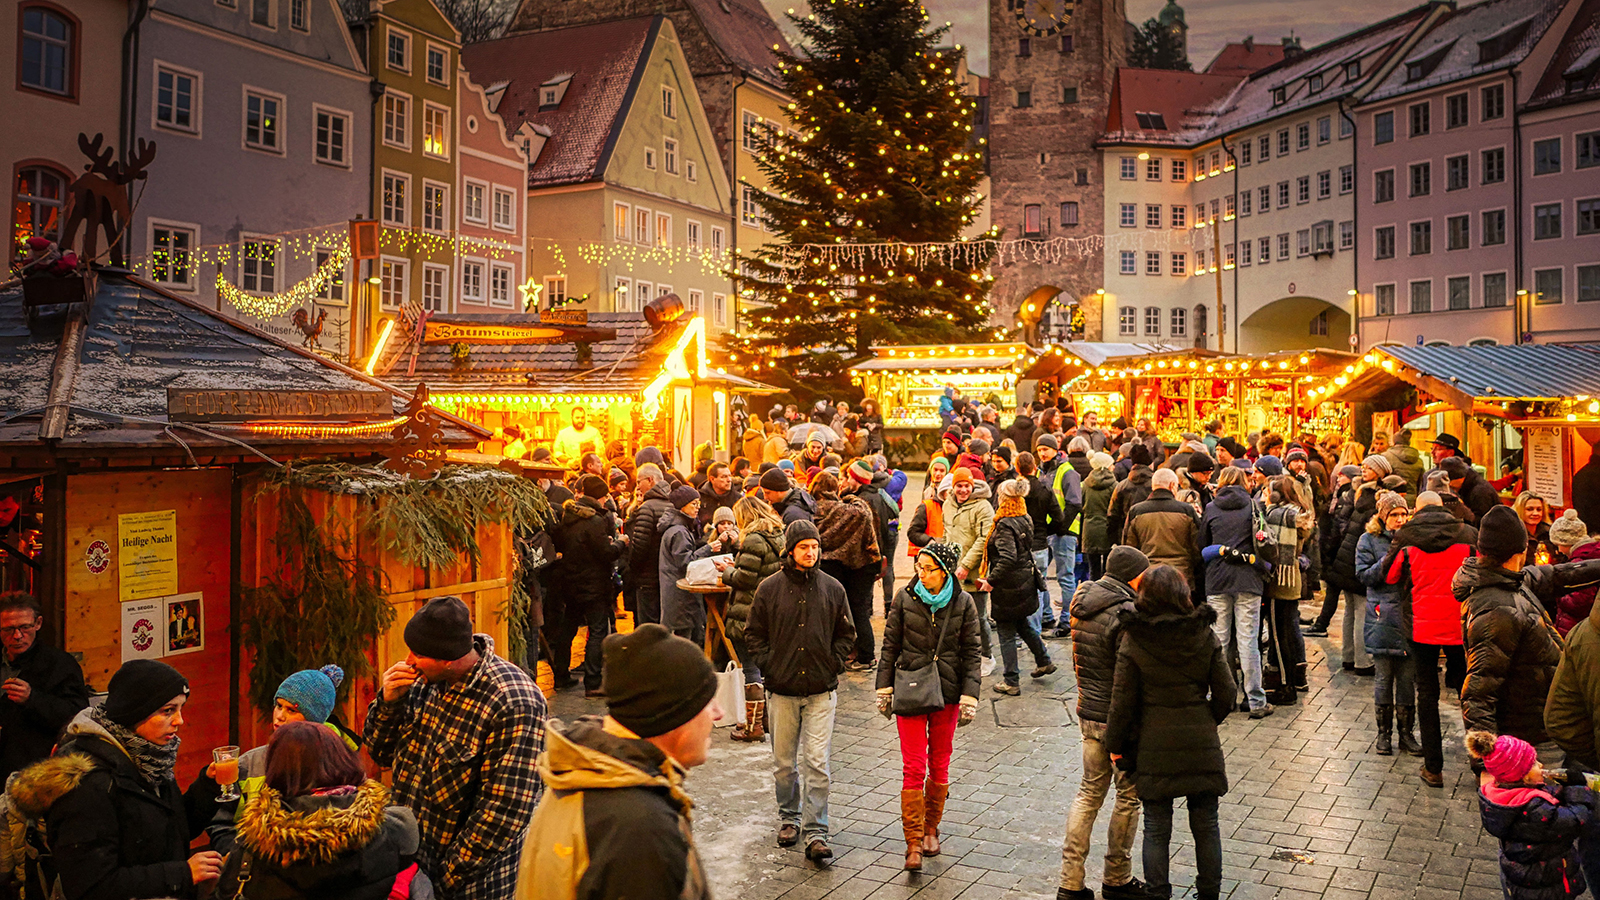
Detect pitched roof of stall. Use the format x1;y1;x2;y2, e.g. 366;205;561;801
1362;0;1568;103
1527;0;1600;109
461;17;657;188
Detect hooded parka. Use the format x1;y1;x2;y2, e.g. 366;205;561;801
983;515;1037;622
1080;468;1118;555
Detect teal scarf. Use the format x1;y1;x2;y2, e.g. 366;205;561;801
911;574;955;612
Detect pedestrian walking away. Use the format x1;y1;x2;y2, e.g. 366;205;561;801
814;471;884;671
744;519;856;862
1059;545;1154;900
516;625;719;900
364;597;548;900
982;478;1055;694
876;541;982;871
1358;493;1419;757
1200;467;1272;717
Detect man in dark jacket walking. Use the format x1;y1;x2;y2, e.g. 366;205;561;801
1442;457;1501;525
550;476;626;697
625;464;674;625
745;519;856;862
1124;469;1203;592
1107;445;1154;546
1015;453;1065;631
1059;547;1153;900
0;594;88;782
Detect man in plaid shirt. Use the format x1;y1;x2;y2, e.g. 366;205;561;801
366;596;548;900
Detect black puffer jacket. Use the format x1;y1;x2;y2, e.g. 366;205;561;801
215;781;418;900
1023;473;1064;551
553;497;625;611
876;587;983;706
1002;414;1036;453
720;526;785;643
1069;576;1138;723
984;515;1037;621
1330;483;1380;593
1105;603;1234;801
625;483;675;590
1459;557;1600;743
1479;782;1592;900
1107;466;1154;546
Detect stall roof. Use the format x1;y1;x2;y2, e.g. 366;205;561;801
848;342;1029;373
1052;341;1193;366
1323;343;1600;410
0;271;486;457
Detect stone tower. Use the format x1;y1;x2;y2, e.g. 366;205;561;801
1158;0;1188;68
987;0;1127;340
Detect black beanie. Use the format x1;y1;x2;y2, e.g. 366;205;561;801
1186;452;1215;474
579;474;610;500
103;660;190;728
602;624;716;738
1106;546;1151;584
403;596;474;661
1129;443;1152;467
1478;506;1527;563
785;518;820;555
760;467;790;492
669;484;700;509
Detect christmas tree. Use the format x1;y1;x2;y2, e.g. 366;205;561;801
731;0;996;373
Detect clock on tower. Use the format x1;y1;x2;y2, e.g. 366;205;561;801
1016;0;1074;36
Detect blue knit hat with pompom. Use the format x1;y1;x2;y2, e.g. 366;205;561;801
275;664;344;724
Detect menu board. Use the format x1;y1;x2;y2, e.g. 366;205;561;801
1525;428;1566;507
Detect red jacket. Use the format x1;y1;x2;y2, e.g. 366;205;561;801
1386;506;1476;646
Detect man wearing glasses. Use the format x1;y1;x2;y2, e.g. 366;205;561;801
0;592;89;781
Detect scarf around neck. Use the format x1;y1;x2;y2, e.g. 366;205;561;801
89;704;179;786
912;574;955;612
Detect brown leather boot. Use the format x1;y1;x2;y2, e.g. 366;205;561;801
901;789;925;870
923;780;948;856
732;685;766;742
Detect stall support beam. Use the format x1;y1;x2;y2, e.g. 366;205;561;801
228;471;242;746
41;473;66;651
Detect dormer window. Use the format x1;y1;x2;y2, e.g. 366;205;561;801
1134;111;1167;130
539;73;572;110
517;122;550;165
1479;17;1533;64
1271;87;1286;106
1308;73;1323;93
1345;60;1361;79
1406;39;1455;82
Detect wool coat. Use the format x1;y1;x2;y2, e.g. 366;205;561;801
1079;468;1118;554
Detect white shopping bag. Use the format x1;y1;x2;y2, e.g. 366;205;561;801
711;662;747;728
685;555;734;586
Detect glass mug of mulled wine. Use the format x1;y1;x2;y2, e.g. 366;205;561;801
214;745;241;802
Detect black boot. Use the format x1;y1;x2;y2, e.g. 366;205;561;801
1375;704;1393;756
1396;706;1423;756
1292;663;1309;692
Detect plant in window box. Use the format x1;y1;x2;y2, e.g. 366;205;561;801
14;237;91;307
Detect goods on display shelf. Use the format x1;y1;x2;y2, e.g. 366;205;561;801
849;343;1029;430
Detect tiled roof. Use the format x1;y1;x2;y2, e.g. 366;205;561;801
1204;40;1288;77
390;312;666;377
462;17;656;188
683;0;789;85
1102;68;1244;146
1528;0;1600;108
1363;0;1568;103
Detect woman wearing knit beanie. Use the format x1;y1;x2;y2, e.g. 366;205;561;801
875;541;982;870
982;479;1055;695
21;659;227;894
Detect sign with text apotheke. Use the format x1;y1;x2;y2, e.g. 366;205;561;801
118;510;178;601
1525;429;1566;507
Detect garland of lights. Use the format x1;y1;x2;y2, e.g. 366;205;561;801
216;241;352;319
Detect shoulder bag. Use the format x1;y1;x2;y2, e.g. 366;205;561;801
893;602;954;716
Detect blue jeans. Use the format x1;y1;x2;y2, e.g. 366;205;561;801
1053;533;1079;620
1143;794;1222;899
1207;592;1266;710
768;690;837;841
1031;548;1054;632
996;616;1051;686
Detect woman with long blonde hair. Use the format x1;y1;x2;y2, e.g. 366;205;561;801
981;479;1055;695
1336;440;1367;471
719;495;786;741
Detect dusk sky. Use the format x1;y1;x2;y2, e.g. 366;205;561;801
763;1;1394;75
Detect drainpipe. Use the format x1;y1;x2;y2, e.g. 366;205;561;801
1221;134;1238;354
1511;69;1524;344
1340;98;1360;350
119;0;152;262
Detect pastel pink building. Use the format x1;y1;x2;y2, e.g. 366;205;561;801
455;72;528;311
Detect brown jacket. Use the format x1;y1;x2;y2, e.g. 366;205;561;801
814;492;882;570
1123;489;1202;588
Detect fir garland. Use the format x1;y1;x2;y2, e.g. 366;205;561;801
240;463;553;714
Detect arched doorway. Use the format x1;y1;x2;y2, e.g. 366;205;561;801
1193;304;1208;349
1238;296;1351;353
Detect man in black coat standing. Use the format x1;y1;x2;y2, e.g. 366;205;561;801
0;593;89;782
551;476;626;697
745;519;855;863
625;463;675;625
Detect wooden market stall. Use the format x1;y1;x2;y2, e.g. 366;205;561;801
1318;343;1600;512
379;304;777;476
847;342;1033;431
0;270;546;774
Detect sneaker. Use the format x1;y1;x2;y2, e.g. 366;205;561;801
1031;663;1058;678
1303;624;1328;637
777;824;800;847
805;839;833;862
980;656;996;677
1102;877;1158;900
1058;889;1096;900
844;660;874;673
1248;703;1276;719
993;682;1021;696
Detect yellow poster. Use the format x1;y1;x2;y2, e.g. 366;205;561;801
118;510;178;601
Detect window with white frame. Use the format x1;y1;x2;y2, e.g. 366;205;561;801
386;27;410;72
423;103;449;158
655;213;670;247
1375;283;1396;316
655;284;671;299
544;276;566;307
1339;165;1354;194
687;220;701;250
1119;157;1136;180
1171;205;1185;228
1171;159;1187;181
635;207;650;244
421;264;447;312
490;264;512;307
1146;204;1161;228
1317;170;1331;199
1277;129;1290;156
380;258;407;308
155;65;199;133
150;223;195;287
742;185;763;227
1317;117;1331;144
1225;243;1235;267
1171;307;1187;337
1277;181;1290;207
425;44;446;85
251;0;271;27
1145;252;1161;275
461;261;484;303
1339;220;1354;249
381;171;408;225
1483;272;1507;307
1297;175;1310;204
664;138;678;175
615;276;632;311
315;246;344;303
290;0;307;30
686;159;697;182
614;203;629;241
1225;194;1235;219
662;85;676;119
243;89;282;152
1118;306;1136;336
1277;233;1290;260
1409;280;1432;314
710;227;724;256
1240;240;1252;266
241;238;278;292
1171;252;1186;274
1240;191;1252;216
687;289;703;312
1143;307;1160;336
1312;221;1334;254
1119;203;1136;227
713;293;727;326
492;188;515;230
741;110;765;151
314;107;348;166
1534;268;1563;304
1210;151;1220;175
635;281;652;305
383;93;409;149
1240;141;1252;165
1258;185;1270;211
1119;251;1136;275
463;181;486;224
1258;135;1270;160
1258;236;1271;264
422;182;447;232
1297;229;1311;256
644;147;656;169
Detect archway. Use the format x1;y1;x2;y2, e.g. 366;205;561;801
1016;284;1084;344
1238;295;1351;354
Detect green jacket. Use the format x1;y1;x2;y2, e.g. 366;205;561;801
1547;603;1600;769
720;526;785;644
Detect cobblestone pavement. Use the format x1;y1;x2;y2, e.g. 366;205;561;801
542;482;1503;900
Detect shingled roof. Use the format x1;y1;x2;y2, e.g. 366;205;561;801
682;0;789;85
1101;68;1244;146
462;17;657;188
1528;0;1600;109
1204;39;1288;77
1362;0;1568;104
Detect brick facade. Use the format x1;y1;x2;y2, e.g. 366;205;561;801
987;0;1126;339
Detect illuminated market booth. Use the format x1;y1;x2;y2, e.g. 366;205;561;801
378;301;777;474
0;270;544;778
847;342;1032;431
1318;343;1600;508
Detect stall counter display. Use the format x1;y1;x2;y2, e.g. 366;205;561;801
875;371;1018;429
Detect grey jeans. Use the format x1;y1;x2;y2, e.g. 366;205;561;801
970;590;994;659
1343;589;1371;669
1060;719;1139;891
768;690;837;841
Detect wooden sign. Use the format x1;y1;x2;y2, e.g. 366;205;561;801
349;220;381;261
422;321;567;345
542;307;588;326
167;388;392;422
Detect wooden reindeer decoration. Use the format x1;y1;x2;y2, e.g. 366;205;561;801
59;133;157;268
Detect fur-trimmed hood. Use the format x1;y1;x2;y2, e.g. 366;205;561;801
7;752;94;819
236;780;416;867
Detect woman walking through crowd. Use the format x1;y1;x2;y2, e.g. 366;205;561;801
721;495;787;741
983;478;1056;695
1357;492;1420;756
876;542;982;871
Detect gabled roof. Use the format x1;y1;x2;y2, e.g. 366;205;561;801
1326;343;1600;410
1528;0;1600;109
681;0;790;85
1362;0;1569;103
462;17;658;188
1204;40;1288;77
1102;68;1244;146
